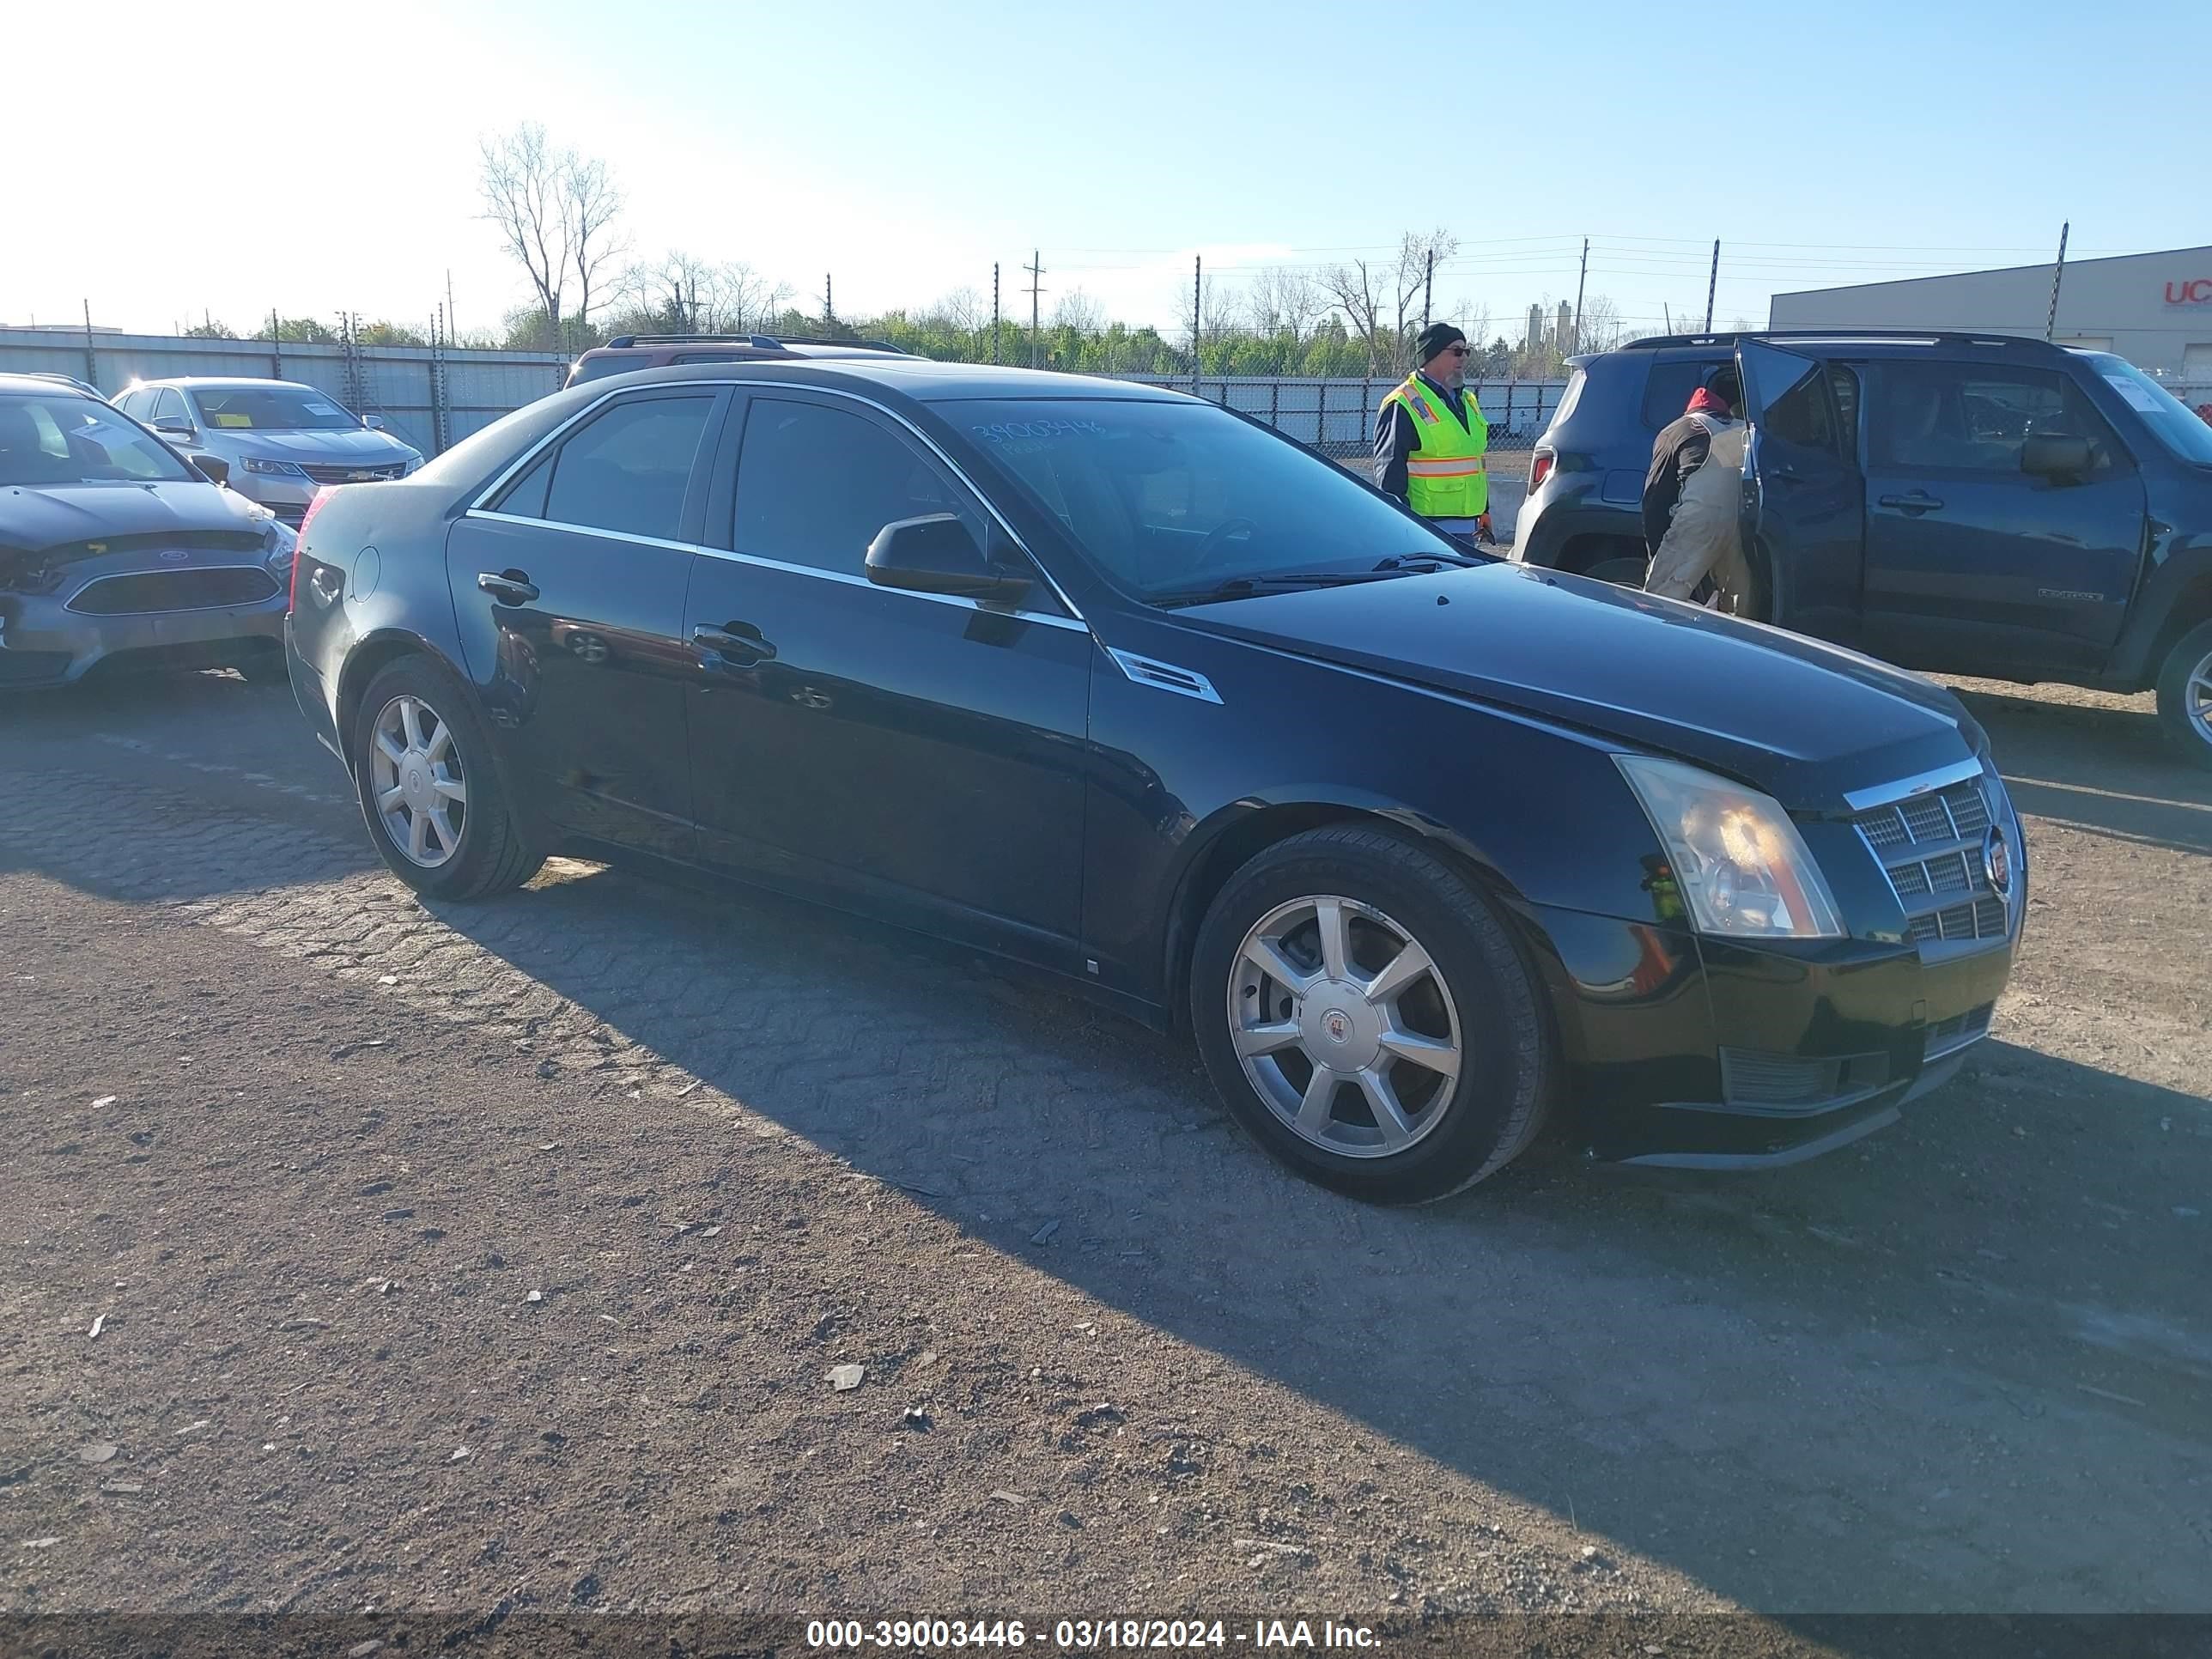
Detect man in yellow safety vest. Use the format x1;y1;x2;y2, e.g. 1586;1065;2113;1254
1374;323;1491;544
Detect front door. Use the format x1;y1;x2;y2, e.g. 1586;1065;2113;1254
1856;359;2145;674
683;390;1091;970
445;388;723;860
1733;340;1865;641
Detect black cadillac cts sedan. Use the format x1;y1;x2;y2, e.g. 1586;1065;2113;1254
284;360;2023;1203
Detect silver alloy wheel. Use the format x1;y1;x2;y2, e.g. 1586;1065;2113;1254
368;694;468;869
1227;894;1464;1158
2190;649;2212;746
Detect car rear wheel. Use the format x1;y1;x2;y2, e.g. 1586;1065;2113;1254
2155;620;2212;771
352;657;543;899
1188;824;1553;1204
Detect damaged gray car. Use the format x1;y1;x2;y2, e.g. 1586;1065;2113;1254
0;374;295;689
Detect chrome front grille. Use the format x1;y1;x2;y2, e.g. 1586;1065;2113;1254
66;566;282;616
1850;772;2014;953
299;460;405;484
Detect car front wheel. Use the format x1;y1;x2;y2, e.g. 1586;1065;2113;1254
2155;619;2212;771
352;656;544;900
1189;824;1553;1204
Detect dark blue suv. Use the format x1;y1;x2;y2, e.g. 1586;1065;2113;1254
1510;331;2212;766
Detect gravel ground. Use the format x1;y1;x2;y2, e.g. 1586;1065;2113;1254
0;665;2206;1653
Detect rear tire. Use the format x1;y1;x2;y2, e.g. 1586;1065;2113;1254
1188;824;1553;1204
2154;620;2212;772
351;655;544;900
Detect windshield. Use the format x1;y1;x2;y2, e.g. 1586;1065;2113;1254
0;392;200;487
2081;354;2212;466
952;398;1465;599
193;386;362;432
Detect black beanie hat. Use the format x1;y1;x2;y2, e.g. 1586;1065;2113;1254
1415;323;1468;365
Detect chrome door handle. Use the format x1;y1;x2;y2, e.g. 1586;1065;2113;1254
1877;493;1945;514
693;624;776;665
477;570;540;604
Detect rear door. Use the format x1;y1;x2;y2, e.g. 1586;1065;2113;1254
682;388;1091;971
445;388;724;859
1734;340;1865;641
1856;359;2143;673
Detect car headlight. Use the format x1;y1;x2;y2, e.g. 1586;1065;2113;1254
262;521;299;577
240;456;310;478
1615;755;1844;940
403;454;424;476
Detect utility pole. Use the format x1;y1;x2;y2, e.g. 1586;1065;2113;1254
447;269;457;343
1663;302;1673;335
1191;254;1203;392
1704;240;1720;333
2045;222;2070;342
270;306;283;380
992;262;1001;364
1024;250;1045;369
1422;247;1434;331
1570;236;1589;356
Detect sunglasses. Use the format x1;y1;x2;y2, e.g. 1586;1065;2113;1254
1446;345;1471;357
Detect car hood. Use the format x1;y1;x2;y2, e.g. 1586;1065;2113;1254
213;428;418;463
1;480;274;562
1183;562;1981;809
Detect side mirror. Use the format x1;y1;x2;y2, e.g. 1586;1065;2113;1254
154;421;197;440
363;413;387;430
192;455;230;486
865;514;1029;605
2022;433;2093;483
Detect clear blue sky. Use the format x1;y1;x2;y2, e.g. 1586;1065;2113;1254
8;0;2201;340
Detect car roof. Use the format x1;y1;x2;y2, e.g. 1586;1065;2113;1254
126;376;324;392
0;372;99;397
1610;329;2075;362
575;357;1188;405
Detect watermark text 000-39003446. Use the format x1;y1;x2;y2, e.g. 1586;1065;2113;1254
806;1619;1381;1650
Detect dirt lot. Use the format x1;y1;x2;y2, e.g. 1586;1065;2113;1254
1;664;2207;1653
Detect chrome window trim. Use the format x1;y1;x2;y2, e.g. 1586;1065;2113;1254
460;509;1087;634
464;375;1087;625
1841;757;1985;812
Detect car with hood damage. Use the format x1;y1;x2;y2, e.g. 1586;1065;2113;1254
1;374;295;688
283;359;2024;1203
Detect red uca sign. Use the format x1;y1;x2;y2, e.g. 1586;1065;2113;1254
2166;278;2212;305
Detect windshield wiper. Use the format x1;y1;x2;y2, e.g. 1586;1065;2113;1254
1374;549;1485;570
1149;571;1400;609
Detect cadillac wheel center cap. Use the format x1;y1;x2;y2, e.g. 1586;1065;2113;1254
1323;1010;1351;1043
1984;826;2013;896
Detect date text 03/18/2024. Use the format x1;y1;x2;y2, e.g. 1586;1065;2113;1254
805;1619;1382;1650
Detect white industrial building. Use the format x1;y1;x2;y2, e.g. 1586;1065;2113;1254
1770;245;2212;386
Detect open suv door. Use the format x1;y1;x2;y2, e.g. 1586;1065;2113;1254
1734;339;1866;643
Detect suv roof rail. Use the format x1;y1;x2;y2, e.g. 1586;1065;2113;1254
1621;328;2062;353
599;332;909;353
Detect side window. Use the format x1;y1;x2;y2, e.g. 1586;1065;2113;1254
151;389;190;430
1762;365;1838;454
494;450;554;520
733;398;982;577
1826;366;1861;457
1870;362;2121;475
539;395;714;540
1640;358;1723;429
116;389;150;420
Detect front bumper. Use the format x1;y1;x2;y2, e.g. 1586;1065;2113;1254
1;571;286;688
229;473;317;526
1528;900;2018;1168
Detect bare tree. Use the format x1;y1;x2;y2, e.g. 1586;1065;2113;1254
1245;266;1328;343
478;124;625;338
563;154;628;331
1050;289;1104;334
1318;259;1387;373
928;288;986;332
480;125;568;335
1390;228;1461;355
1573;294;1626;355
613;254;791;336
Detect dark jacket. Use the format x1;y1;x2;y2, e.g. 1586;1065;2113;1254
1374;373;1479;507
1642;409;1725;553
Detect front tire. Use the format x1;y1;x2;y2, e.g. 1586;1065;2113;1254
2154;620;2212;771
1188;825;1553;1204
351;656;544;900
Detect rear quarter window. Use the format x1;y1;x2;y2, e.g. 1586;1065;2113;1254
1639;357;1726;430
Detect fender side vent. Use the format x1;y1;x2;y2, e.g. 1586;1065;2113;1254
1107;648;1221;704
